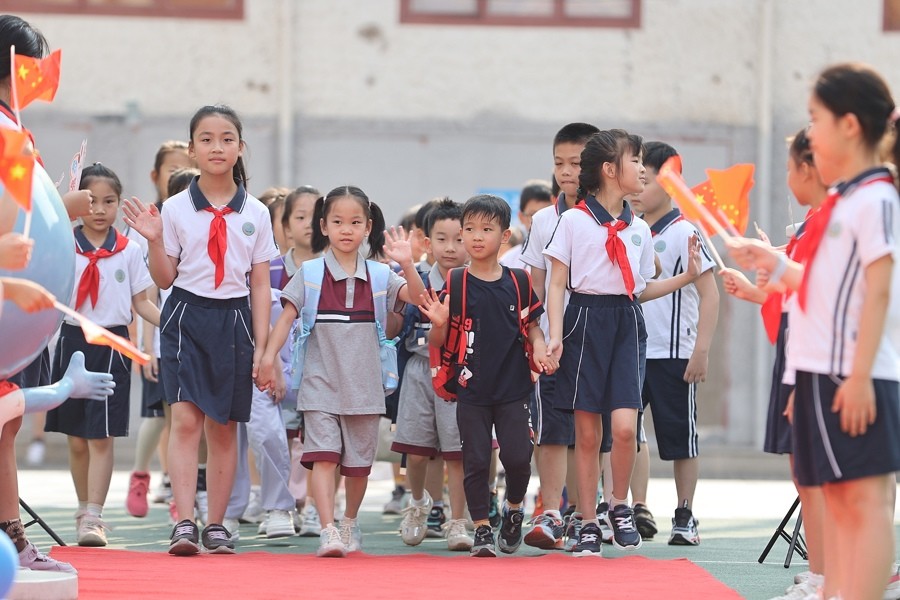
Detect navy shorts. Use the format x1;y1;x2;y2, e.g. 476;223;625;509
641;359;698;460
532;373;575;446
554;293;646;415
140;367;165;418
45;324;132;438
160;287;254;425
764;313;793;455
793;371;900;487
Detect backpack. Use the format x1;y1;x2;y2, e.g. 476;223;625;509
429;267;540;402
289;257;399;396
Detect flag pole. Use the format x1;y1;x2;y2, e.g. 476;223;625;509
696;225;726;271
22;208;32;239
658;166;734;242
8;46;22;131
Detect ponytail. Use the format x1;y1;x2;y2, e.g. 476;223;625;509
310;196;328;254
891;108;900;193
366;202;386;259
234;156;248;189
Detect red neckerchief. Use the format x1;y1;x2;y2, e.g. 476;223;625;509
574;195;636;299
759;218;810;344
203;206;235;289
75;228;129;309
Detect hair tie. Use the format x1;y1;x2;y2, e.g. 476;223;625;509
891;106;900;125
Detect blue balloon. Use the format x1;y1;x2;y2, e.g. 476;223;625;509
0;166;74;379
0;532;17;598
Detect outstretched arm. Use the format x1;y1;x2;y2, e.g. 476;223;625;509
640;235;702;302
122;197;179;289
22;351;116;412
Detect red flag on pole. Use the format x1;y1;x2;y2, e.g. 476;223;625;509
13;50;61;111
53;301;150;365
0;128;35;211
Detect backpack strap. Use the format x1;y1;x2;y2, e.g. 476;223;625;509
508;267;532;333
301;257;325;330
366;259;391;333
447;267;468;363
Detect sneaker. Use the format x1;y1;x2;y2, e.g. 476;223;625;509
446;518;473;551
241;485;265;524
126;471;151;518
152;473;172;504
223;517;241;542
596;502;614;544
774;580;820;599
497;503;524;554
317;524;346;558
573;522;603;557
338;517;362;552
563;512;583;552
383;485;408;515
25;439;45;466
18;541;76;573
266;509;295;539
668;504;700;546
426;505;446;538
298;504;322;537
292;510;301;534
633;503;658;540
195;491;209;526
202;524;236;554
605;503;643;551
488;491;501;529
793;571;812;585
470;524;496;558
885;562;900;600
400;491;433;546
169;519;200;556
524;512;565;550
77;515;109;547
257;513;268;536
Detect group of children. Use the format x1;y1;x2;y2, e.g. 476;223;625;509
2;13;900;600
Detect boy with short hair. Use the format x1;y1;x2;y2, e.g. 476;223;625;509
392;198;473;551
628;141;719;546
420;195;557;558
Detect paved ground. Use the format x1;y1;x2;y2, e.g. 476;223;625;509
16;466;900;600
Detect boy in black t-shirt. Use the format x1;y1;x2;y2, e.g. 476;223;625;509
420;195;557;557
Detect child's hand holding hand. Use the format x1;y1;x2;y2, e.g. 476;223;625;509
383;226;414;267
533;340;558;375
418;289;449;327
255;355;276;393
271;360;286;403
547;338;563;363
1;278;54;312
122;197;163;243
719;268;754;299
0;233;33;270
727;237;778;272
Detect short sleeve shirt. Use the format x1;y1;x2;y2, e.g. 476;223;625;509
520;197;572;335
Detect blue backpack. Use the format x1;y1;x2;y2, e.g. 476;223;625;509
289;257;399;396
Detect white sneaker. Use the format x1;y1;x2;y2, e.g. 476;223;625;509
222;517;241;542
339;517;362;552
885;562;900;600
298;504;322;537
793;571;812;585
266;510;295;539
18;541;76;573
195;491;209;526
446;518;473;551
26;439;45;466
77;515;109;547
772;580;819;600
399;491;432;546
317;524;346;558
152;473;172;504
242;485;265;524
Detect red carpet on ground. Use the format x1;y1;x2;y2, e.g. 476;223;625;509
51;546;742;599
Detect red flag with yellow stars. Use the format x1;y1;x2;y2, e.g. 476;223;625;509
691;164;755;236
0;128;35;211
14;50;61;111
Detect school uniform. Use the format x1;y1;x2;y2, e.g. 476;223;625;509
640;209;714;460
543;196;654;415
520;197;575;446
392;263;463;460
787;168;900;486
444;267;542;522
159;177;279;425
45;226;151;438
281;250;407;476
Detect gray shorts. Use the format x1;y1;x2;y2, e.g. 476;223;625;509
300;411;380;477
391;355;462;459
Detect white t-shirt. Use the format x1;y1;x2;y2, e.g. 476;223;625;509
786;168;900;382
642;209;715;359
543;198;655;297
163;177;279;299
520;197;572;336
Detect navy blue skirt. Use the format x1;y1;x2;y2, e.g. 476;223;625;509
160;287;254;424
764;313;793;455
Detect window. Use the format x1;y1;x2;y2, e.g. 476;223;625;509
0;0;243;19
885;0;900;30
400;0;640;28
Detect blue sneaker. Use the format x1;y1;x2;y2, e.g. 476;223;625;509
497;503;525;554
470;524;496;558
573;522;603;557
524;512;565;550
605;504;642;551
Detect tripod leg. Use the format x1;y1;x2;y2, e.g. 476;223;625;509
759;496;800;564
18;498;67;547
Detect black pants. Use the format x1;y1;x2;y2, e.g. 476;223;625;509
457;398;533;522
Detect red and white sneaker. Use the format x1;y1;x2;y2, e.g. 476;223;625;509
126;471;150;518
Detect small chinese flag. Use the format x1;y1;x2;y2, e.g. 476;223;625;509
691;164;755;236
14;50;61;111
0;128;35;211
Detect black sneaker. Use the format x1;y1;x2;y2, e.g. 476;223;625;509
563;512;582;552
169;519;200;556
488;491;501;528
595;501;614;544
668;504;700;546
633;503;658;540
426;505;446;538
605;504;642;551
497;504;525;554
572;522;603;557
202;524;236;554
470;524;496;558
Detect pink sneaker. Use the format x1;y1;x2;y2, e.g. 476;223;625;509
126;471;150;518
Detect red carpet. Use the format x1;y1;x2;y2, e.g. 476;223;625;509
50;546;741;599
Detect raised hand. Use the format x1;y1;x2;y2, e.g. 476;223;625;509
418;288;449;328
122;197;163;243
0;233;33;270
63;351;116;401
383;226;413;266
686;234;703;279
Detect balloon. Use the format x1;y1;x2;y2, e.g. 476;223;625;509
0;532;17;598
0;166;74;379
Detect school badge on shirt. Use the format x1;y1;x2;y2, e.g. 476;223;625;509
114;269;125;283
631;234;642;246
242;222;255;236
654;240;666;253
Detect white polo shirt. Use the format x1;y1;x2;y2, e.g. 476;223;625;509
786;168;900;382
642;209;715;359
521;196;573;335
163;177;279;299
68;226;152;328
543;197;655;297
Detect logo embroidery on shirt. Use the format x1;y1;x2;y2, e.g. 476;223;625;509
827;222;842;238
654;240;666;253
242;222;255;236
114;269;125;283
631;234;642;246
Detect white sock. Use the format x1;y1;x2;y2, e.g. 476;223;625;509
86;503;103;518
543;509;562;519
610;495;628;509
411;494;428;507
